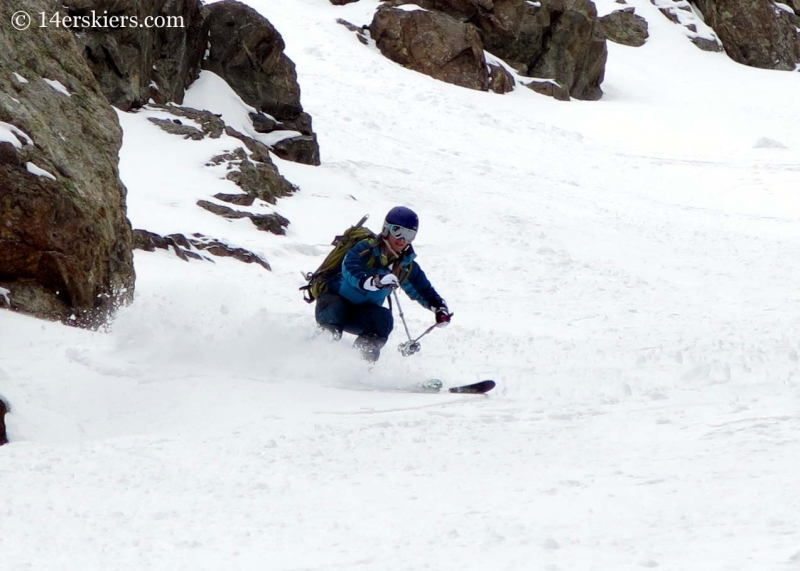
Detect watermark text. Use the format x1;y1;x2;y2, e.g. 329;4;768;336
11;10;185;31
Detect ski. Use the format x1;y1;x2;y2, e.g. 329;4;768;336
447;380;495;394
410;379;496;394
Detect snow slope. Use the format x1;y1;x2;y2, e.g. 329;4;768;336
2;0;800;569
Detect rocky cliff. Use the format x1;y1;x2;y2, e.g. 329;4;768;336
0;0;135;327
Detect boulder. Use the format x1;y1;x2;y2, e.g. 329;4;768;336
63;0;209;109
599;8;649;47
488;63;516;93
383;0;608;100
202;1;321;163
476;0;549;73
271;135;322;166
0;0;135;327
203;1;314;134
525;79;571;101
370;5;490;91
528;0;607;101
693;0;800;70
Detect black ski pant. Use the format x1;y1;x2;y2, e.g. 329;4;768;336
315;292;393;360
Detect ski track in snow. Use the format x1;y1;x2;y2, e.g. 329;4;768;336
2;0;800;569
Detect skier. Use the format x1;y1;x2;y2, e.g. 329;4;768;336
315;206;451;362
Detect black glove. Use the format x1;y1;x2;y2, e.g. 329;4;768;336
434;304;452;327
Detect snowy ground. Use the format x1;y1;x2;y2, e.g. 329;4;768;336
2;0;800;569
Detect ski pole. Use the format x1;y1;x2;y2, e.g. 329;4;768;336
393;289;414;343
393;290;438;356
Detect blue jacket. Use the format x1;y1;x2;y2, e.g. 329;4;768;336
327;239;443;309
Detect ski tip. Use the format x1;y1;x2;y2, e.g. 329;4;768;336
447;380;496;394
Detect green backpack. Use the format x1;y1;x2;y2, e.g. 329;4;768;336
300;215;377;303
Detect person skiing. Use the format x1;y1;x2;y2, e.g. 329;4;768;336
315;206;451;362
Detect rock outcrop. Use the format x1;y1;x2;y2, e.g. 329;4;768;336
370;6;491;91
64;0;320;165
145;103;296;204
525;0;607;101
693;0;800;70
0;0;135;327
599;8;649;47
375;0;607;100
650;0;723;52
203;0;321;165
63;0;210;109
143;104;294;234
133;229;273;270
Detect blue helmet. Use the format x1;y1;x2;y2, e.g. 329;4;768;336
384;206;419;242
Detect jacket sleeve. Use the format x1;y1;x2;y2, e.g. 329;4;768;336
401;261;444;310
341;240;379;292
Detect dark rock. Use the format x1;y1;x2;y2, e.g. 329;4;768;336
370;6;490;91
529;0;607;101
650;0;723;52
190;234;271;270
150;0;211;104
207;146;296;204
0;0;135;328
525;79;571;101
166;233;192;250
223;127;272;163
196;200;289;235
132;229;199;260
149;104;225;138
204;2;304;127
690;36;725;53
330;0;360;4
140;105;297;204
166;233;203;260
196;200;248;219
337;18;370;45
63;0;210;109
693;0;800;70
0;398;7;445
473;0;549;73
0;143;22;167
214;193;256;206
599;9;649;47
397;0;608;100
249;112;280;134
147;117;205;140
279;112;315;137
488;63;516;94
250;213;290;235
202;1;321;163
132;228;169;251
271;135;322;166
133;229;271;268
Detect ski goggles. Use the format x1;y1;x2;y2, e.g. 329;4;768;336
386;224;417;243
